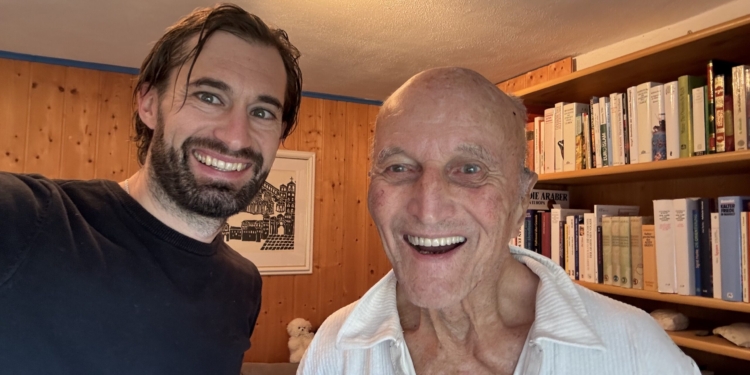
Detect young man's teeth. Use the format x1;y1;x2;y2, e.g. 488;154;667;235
407;235;466;247
193;152;247;172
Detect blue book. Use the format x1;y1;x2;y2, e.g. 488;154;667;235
719;196;750;302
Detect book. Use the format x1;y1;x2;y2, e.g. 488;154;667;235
534;116;543;174
678;75;705;158
627;86;639;165
524;210;535;250
718;196;750;302
630;216;653;290
674;198;698;296
596;205;639;285
692;86;708;156
543;108;556;173
696;198;713;297
566;216;576;279
619;217;632;288
654;199;676;293
582;108;591;170
525;121;534;171
528;189;569;210
554;102;568;172
602;216;614;285
622;89;631;165
541;211;551;259
742;212;749;303
707;60;736;154
599;96;612;167
611;215;621;285
590;98;600;168
610;93;624;166
715;74;734;152
664;81;680;160
642;224;658;291
584;213;596;282
550;208;589;269
578;218;585;281
711;212;722;299
732;65;749;151
650;85;667;161
563;103;588;171
637;82;661;162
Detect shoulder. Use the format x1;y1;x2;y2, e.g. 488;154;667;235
297;301;359;375
218;244;263;297
574;286;699;373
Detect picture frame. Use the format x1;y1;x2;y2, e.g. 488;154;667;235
222;149;315;275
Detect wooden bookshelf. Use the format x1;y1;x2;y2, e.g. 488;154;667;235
516;15;750;107
536;150;750;185
575;281;750;313
669;331;750;361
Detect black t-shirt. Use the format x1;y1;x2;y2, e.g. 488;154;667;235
0;173;262;374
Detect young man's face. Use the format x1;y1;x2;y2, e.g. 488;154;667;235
139;31;287;218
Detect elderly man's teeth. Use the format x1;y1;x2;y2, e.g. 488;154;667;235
407;235;466;247
193;151;247;172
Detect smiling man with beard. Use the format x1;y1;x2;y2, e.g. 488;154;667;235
298;68;699;375
0;4;301;375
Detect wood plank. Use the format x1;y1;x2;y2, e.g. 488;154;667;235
546;57;573;79
524;65;548;89
365;104;391;285
59;67;101;180
245;275;296;363
669;330;750;361
95;72;134;181
576;281;750;313
0;58;30;173
517;16;750;106
504;75;527;94
341;102;370;304
24;62;66;178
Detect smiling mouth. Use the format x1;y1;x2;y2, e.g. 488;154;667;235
405;235;467;255
193;151;249;172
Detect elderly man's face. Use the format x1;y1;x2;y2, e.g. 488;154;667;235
368;81;530;309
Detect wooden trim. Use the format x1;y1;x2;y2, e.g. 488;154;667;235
575;281;750;313
536;150;750;185
669;331;750;361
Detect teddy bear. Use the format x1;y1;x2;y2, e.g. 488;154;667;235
287;317;315;363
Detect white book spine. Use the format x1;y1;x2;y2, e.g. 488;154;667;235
603;216;613;285
534;117;543;174
637;82;659;162
734;66;748;150
711;213;722;299
743;212;749;303
665;81;680;160
649;85;666;161
610;93;623;166
693;87;707;154
543;108;556;173
554;102;567;172
566;216;575;279
592;103;603;168
673;198;697;295
627;86;639;164
584;213;596;282
562;104;576;172
654;199;676;293
583;111;592;169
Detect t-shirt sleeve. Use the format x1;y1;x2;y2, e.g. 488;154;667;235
0;172;54;286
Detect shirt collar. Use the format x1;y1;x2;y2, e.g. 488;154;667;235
336;245;606;351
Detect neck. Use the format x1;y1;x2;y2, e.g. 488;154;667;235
120;169;225;243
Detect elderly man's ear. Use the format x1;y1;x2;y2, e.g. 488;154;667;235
513;169;539;232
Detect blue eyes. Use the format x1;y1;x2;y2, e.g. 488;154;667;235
461;164;481;174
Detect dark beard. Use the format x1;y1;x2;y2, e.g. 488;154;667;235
148;114;270;219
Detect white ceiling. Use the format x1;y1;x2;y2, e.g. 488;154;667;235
0;0;738;101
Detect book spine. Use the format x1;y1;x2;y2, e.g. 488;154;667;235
541;212;551;259
610;93;623;166
742;212;749;303
674;198;697;295
725;81;735;152
563;104;576;172
707;62;717;153
611;216;621;285
678;76;694;157
620;216;632;288
698;198;713;297
544;108;556;173
692;208;702;295
601;97;613;166
650;85;667;161
533;211;542;253
693;87;707;155
630;217;644;290
627;86;639;165
637;83;655;162
715;75;727;152
534;117;543;174
582;108;591;169
567;216;575;279
554;103;566;172
622;91;631;164
711;213;722;299
590;98;600;168
603;216;613;285
524;210;534;250
665;81;680;160
654;199;676;293
642;224;658;291
719;197;746;302
585;213;596;282
574;215;581;280
597;223;604;283
560;219;566;269
575;105;589;170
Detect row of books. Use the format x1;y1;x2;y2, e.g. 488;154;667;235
511;196;750;303
526;61;750;175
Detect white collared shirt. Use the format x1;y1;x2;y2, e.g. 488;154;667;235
298;246;700;375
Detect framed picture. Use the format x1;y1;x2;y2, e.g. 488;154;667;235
223;149;315;275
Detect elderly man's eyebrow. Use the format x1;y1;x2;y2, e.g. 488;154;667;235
375;146;406;165
456;144;498;163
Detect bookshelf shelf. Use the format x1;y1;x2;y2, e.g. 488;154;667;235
575;281;750;313
516;15;750;107
669;331;750;361
537;150;750;185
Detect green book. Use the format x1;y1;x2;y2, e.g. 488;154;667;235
678;75;706;158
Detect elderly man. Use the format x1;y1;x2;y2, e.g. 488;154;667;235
298;68;699;374
0;4;300;374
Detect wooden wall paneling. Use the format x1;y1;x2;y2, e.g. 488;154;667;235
316;99;347;322
24;62;66;178
59;67;102;180
504;75;527;94
0;58;30;173
524;65;548;88
95;72;134;181
365;104;390;285
547;57;574;79
127;103;141;177
341;103;370;303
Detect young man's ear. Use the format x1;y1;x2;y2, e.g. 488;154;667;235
137;84;159;130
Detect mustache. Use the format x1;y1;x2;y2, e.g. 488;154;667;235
181;136;264;172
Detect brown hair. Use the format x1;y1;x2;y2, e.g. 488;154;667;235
132;3;302;165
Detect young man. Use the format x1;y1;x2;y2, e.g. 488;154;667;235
0;4;301;374
299;67;699;374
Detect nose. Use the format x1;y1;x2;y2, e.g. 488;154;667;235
213;107;253;151
405;166;456;225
